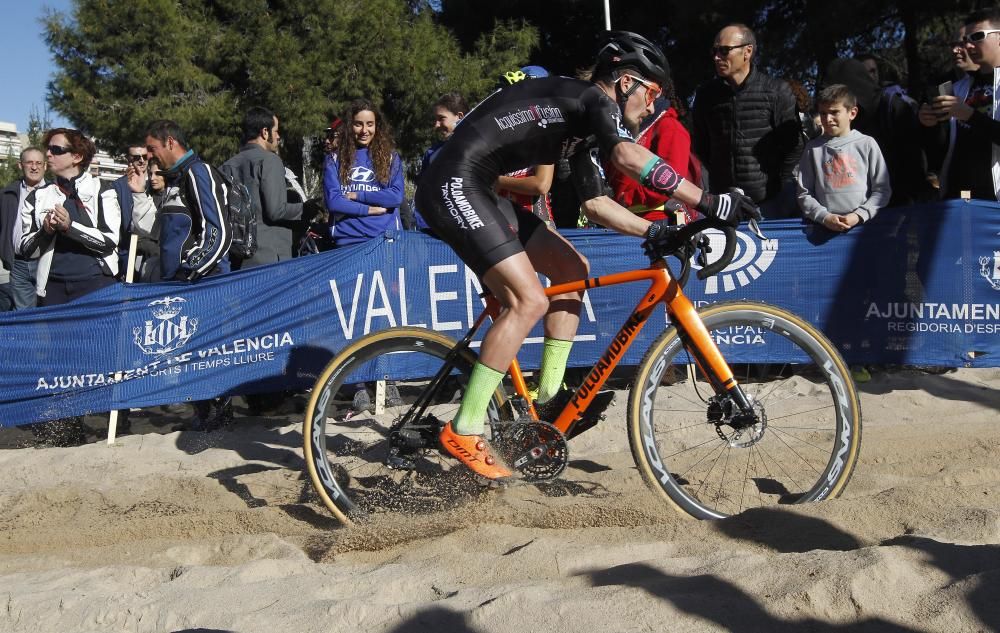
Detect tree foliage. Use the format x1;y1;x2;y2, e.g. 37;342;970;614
43;0;538;170
0;106;51;188
44;0;992;176
438;0;989;107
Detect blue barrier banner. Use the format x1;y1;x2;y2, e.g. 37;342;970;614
1;200;998;426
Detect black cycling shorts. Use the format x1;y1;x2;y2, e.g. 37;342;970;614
416;168;544;277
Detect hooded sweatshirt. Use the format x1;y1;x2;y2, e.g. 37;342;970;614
823;58;930;205
323;148;404;247
796;129;892;224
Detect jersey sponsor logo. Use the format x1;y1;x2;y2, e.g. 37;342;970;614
980;251;1000;291
560;137;585;159
133;296;198;355
587;148;607;179
439;177;486;230
610;111;633;140
696;229;779;295
494;104;566;131
351;166;375;183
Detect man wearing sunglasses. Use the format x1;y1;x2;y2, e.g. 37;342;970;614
692;23;803;218
918;9;1000;201
415;31;760;480
110;143;148;279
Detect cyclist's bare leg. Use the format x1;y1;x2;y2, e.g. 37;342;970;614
478;251;551;371
450;251;550;434
523;225;589;402
444;251;547;478
524;224;589;339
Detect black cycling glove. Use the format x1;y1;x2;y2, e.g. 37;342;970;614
644;218;674;242
695;187;761;226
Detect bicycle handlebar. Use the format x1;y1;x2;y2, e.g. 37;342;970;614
643;217;740;285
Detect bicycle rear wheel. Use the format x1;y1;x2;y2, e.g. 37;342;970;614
303;327;511;524
627;301;861;519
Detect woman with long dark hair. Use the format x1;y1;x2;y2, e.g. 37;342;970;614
323;99;404;247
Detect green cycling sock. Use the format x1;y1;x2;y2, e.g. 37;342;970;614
452;362;505;435
536;337;573;404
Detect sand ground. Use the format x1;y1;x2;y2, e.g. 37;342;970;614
1;367;998;633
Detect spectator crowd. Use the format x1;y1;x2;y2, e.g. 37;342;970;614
1;9;998;443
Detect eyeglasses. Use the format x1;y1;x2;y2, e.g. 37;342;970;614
627;75;662;107
47;144;72;156
962;29;1000;44
711;43;750;57
21;161;44;167
127;153;148;164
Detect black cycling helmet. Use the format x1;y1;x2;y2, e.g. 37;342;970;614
594;30;669;86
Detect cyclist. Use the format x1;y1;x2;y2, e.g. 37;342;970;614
415;31;760;480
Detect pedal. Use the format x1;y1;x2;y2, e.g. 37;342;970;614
495;420;568;482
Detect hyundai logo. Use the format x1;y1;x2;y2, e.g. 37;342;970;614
351;166;375;183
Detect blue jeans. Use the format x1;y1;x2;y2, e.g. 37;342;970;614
10;258;38;310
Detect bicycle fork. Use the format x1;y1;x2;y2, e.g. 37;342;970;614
664;283;758;425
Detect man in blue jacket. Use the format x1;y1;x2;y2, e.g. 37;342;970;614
134;120;233;430
136;120;231;281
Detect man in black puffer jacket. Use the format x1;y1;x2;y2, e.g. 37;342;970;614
693;23;803;218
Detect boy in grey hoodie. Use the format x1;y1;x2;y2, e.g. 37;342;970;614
796;84;892;231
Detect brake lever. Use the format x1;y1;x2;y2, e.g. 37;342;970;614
695;232;711;267
747;217;766;241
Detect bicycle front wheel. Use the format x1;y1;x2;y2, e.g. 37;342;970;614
627;301;862;519
303;327;511;524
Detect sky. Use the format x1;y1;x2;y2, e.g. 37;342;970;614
0;0;74;133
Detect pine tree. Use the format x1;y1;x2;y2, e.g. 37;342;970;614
42;0;538;172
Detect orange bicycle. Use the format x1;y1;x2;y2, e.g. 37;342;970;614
303;218;862;524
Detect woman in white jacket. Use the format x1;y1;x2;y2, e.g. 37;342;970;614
16;128;123;446
18;128;121;306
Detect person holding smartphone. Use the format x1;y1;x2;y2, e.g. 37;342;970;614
918;9;1000;200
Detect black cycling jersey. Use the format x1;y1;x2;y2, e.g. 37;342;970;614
416;77;633;275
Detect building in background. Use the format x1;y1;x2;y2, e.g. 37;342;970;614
0;122;20;160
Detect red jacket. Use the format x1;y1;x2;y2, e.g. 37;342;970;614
608;106;693;222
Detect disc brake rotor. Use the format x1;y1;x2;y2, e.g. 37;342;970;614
713;399;768;448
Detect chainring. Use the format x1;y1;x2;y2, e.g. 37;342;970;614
494;420;568;482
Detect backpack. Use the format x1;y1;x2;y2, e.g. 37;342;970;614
217;165;257;260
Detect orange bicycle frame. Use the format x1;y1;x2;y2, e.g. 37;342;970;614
476;260;743;437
